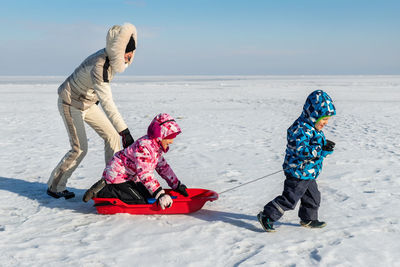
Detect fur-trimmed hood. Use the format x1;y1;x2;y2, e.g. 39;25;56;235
105;23;137;73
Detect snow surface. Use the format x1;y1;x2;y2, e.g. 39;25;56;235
1;75;400;266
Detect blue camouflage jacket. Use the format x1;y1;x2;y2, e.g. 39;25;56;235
283;90;336;180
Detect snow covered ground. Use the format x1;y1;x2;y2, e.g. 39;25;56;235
1;75;399;266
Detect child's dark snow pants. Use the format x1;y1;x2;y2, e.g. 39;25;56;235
263;174;321;222
97;181;152;204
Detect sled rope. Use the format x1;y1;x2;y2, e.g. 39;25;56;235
218;159;314;195
218;169;284;195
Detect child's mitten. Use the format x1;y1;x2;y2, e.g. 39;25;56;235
323;140;335;151
174;182;188;197
156;190;173;209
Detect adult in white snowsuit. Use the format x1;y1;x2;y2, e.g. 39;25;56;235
47;23;137;199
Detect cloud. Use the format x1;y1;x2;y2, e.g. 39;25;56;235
0;21;108;75
138;25;162;39
232;47;309;57
124;0;147;8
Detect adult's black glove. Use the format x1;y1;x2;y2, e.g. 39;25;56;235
322;139;335;151
174;181;188;197
119;128;134;148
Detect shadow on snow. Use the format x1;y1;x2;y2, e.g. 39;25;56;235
0;176;93;214
191;209;298;232
0;176;298;230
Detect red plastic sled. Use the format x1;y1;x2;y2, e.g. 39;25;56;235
92;188;218;215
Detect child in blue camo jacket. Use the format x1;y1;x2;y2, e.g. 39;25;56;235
258;90;336;232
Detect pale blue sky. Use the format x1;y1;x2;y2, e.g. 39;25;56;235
0;0;399;75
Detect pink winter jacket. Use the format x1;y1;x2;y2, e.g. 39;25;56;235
102;113;182;197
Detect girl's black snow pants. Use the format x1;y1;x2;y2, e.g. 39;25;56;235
97;181;152;204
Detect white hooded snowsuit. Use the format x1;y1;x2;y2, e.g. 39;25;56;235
48;23;137;192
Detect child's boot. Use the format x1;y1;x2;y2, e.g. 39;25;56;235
83;179;106;202
300;220;327;228
257;212;276;232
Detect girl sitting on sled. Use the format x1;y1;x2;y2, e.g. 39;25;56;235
83;113;188;209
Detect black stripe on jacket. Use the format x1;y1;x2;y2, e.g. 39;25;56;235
103;57;110;83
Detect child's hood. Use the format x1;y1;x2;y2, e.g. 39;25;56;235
301;90;336;124
147;113;182;141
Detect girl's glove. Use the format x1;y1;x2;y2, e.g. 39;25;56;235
174;182;188;197
156;190;173;209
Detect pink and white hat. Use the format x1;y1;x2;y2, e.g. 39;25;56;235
147;113;182;140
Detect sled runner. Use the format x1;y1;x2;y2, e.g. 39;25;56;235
92;188;218;215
